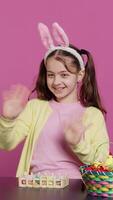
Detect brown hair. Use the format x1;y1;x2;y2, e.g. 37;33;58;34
31;44;106;114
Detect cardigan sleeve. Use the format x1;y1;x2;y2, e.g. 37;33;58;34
0;100;33;150
71;107;109;164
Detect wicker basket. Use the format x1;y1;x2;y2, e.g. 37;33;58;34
80;165;113;198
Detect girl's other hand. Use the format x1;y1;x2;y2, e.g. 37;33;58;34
64;117;85;146
2;84;30;119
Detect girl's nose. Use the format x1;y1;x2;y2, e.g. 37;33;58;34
53;76;61;85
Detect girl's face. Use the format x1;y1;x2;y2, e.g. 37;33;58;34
46;56;84;103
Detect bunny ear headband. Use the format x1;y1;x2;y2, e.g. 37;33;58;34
38;22;85;70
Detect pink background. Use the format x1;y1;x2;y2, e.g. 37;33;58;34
0;0;113;176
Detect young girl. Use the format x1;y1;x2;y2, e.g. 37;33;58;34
0;23;109;179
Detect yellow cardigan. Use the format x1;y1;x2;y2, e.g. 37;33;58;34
0;99;109;177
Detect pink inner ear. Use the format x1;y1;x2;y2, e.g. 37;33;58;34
38;23;54;49
52;22;69;46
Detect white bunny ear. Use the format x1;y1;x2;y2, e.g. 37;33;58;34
38;23;54;49
52;22;69;47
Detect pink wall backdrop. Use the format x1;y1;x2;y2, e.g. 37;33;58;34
0;0;113;176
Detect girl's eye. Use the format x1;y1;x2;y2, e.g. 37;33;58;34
61;74;69;78
47;74;54;78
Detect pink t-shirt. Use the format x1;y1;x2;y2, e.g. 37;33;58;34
30;100;85;179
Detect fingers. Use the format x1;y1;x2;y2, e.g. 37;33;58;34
64;114;93;146
2;84;30;102
64;119;84;145
10;84;30;97
64;117;84;133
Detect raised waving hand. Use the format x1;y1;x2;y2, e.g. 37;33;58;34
2;84;30;119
